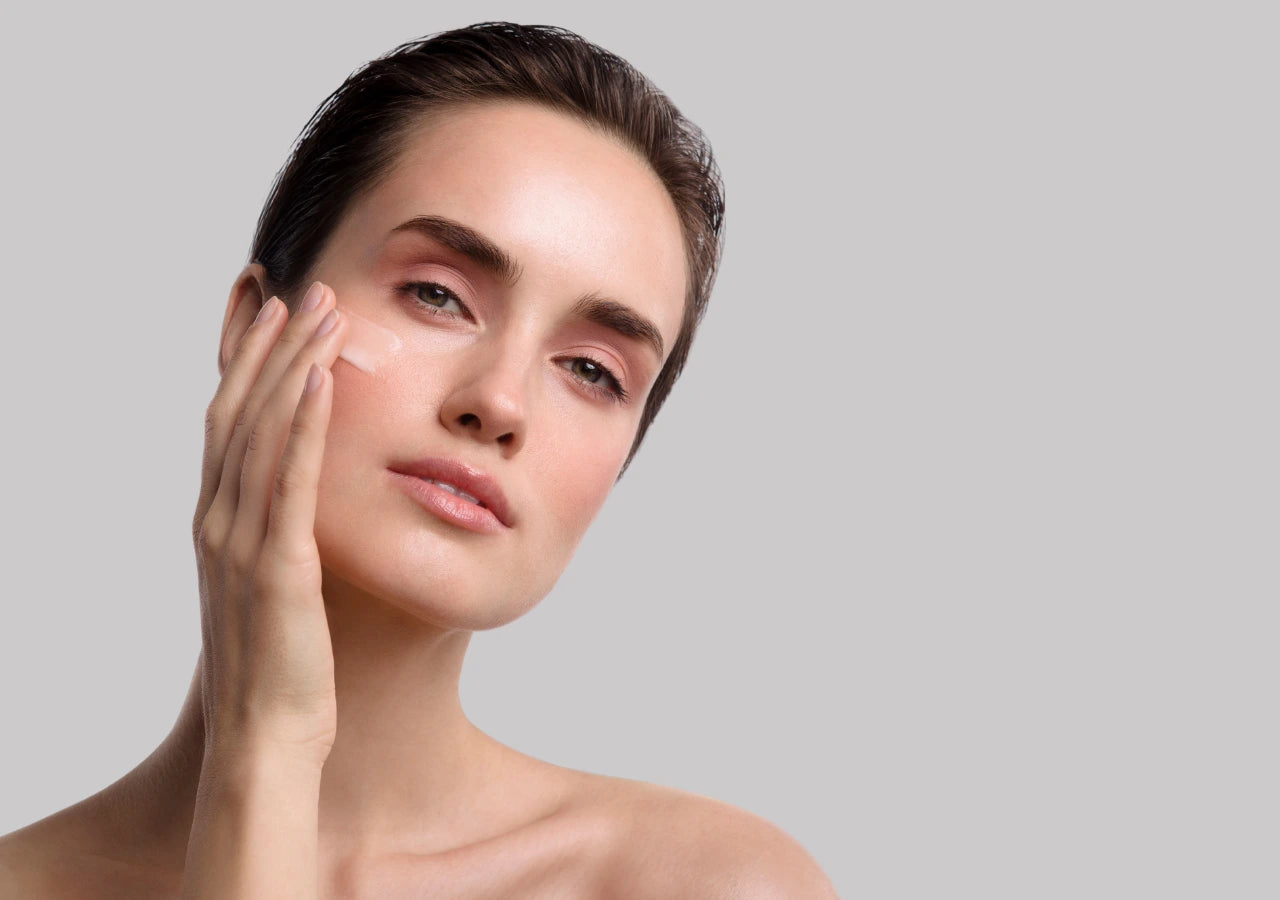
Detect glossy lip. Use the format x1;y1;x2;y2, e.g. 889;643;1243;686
387;457;514;531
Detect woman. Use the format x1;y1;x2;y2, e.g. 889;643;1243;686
0;21;835;898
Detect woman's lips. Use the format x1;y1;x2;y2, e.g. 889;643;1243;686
388;457;514;526
388;471;508;535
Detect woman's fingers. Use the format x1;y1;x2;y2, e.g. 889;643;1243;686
263;363;332;567
195;296;285;536
235;297;347;555
204;282;339;543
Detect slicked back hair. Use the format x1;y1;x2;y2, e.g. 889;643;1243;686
251;22;725;471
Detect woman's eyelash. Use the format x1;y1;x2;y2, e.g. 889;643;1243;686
399;280;470;317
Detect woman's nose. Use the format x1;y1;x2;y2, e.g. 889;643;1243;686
438;349;529;455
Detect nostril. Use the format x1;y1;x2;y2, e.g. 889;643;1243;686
458;413;479;428
497;432;514;446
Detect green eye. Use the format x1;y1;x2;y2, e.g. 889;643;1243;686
560;356;627;403
571;358;605;382
404;281;467;316
416;283;461;309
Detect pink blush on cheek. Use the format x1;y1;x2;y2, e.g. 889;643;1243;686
336;306;403;373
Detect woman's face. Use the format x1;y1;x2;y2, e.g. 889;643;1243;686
301;101;687;630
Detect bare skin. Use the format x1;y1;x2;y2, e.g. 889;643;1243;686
0;103;835;898
0;665;833;898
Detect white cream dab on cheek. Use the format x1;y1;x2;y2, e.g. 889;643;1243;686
336;306;402;373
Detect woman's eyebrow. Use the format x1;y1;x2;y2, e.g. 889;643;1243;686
389;214;667;361
389;215;522;285
570;293;665;361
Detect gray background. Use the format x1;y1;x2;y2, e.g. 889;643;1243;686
1;2;1274;897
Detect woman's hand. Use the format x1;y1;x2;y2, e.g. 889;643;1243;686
191;280;349;766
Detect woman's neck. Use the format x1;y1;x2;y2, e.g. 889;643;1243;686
106;572;538;871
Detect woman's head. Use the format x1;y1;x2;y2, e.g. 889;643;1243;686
250;22;724;469
220;24;722;631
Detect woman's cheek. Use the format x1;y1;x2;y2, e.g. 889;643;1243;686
334;329;465;423
539;422;632;537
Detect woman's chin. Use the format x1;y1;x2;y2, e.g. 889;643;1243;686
314;536;546;634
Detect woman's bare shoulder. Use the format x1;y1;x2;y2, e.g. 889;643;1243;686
559;770;837;899
0;818;94;899
0;826;58;897
0;809;179;900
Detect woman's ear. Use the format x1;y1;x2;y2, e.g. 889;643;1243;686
218;264;272;377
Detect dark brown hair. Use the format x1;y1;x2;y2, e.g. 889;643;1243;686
251;21;725;470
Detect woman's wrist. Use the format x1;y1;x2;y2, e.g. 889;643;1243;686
182;745;325;898
202;728;333;777
200;741;327;791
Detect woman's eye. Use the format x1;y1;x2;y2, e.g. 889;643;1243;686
571;358;606;383
406;281;466;315
562;357;628;403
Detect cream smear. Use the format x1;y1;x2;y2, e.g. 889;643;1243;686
336;306;402;373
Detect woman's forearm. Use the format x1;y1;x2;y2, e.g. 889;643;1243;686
181;748;325;898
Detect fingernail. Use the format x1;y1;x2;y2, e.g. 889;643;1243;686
314;308;339;337
304;363;323;395
253;297;279;325
300;281;325;313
